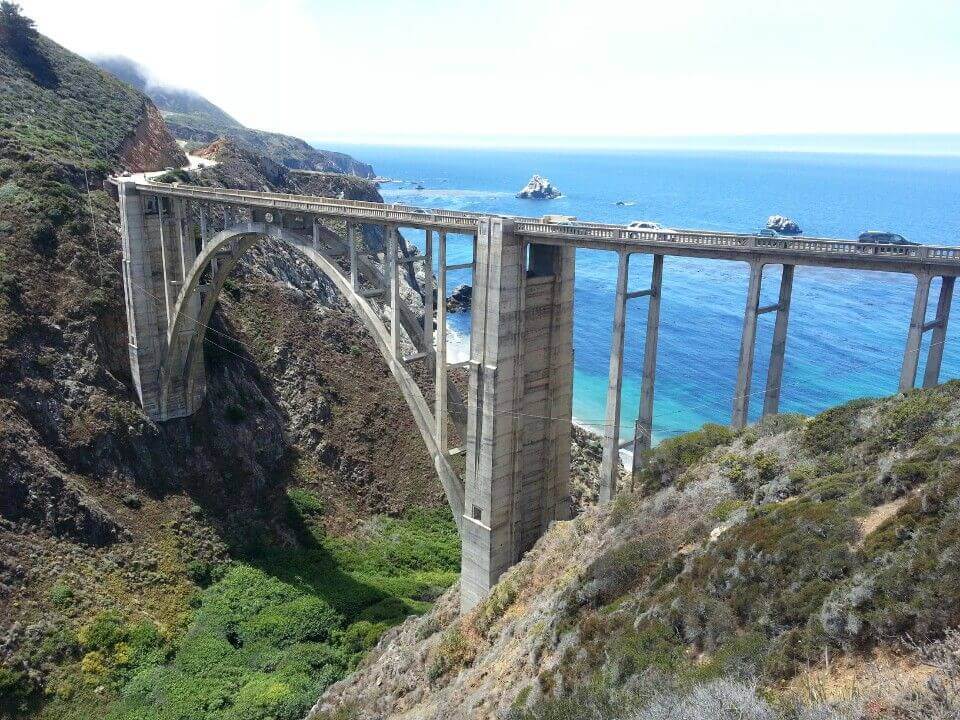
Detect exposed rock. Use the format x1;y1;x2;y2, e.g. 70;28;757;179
766;214;802;235
445;284;472;313
116;101;187;173
516;174;562;200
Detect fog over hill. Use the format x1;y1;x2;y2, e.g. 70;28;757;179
93;55;375;177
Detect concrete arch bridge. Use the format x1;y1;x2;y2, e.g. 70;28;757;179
115;179;960;610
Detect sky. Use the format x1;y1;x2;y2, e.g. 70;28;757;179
17;0;960;149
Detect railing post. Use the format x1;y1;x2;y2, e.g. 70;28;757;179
762;264;794;417
900;273;933;392
732;261;764;429
923;276;954;388
599;249;630;502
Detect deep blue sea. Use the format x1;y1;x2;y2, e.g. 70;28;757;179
330;145;960;443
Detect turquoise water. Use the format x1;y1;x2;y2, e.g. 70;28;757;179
332;145;960;442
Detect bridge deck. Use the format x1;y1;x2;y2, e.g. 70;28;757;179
131;181;960;275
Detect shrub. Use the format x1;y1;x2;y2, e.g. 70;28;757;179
0;667;38;715
752;451;780;482
639;424;734;494
802;398;873;455
48;582;74;607
875;390;949;449
719;453;751;498
756;412;806;437
427;628;475;681
287;488;324;516
584;539;668;606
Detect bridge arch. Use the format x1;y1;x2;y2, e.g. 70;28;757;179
160;220;466;525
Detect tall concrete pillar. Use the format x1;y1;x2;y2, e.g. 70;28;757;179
118;183;204;421
387;225;401;358
460;219;574;611
762;264;794;417
923;276;955;388
435;231;449;455
900;273;933;392
732;261;764;429
118;182;163;417
518;243;574;554
599;250;630;502
423;229;434;372
634;254;664;469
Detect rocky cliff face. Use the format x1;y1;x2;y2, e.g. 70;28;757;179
0;23;445;717
313;387;960;719
117;101;186;172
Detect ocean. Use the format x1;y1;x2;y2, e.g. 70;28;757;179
328;145;960;443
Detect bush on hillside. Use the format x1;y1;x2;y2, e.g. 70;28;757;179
0;2;57;86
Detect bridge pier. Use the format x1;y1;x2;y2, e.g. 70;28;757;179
633;254;664;470
732;262;764;429
460;219;574;611
118;183;206;420
900;273;933;391
762;264;795;417
599;250;630;502
923;276;955;388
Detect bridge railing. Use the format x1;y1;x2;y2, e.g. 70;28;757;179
129;180;960;266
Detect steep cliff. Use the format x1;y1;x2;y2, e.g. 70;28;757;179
314;386;960;720
0;17;447;720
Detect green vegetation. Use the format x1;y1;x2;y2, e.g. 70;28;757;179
35;508;459;720
516;384;960;718
636;423;734;494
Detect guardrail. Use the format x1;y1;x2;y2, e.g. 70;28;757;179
125;179;960;267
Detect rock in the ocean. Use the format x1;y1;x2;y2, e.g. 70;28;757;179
446;284;472;313
516;174;561;200
766;215;803;235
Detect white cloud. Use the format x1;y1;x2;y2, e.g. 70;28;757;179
18;0;960;145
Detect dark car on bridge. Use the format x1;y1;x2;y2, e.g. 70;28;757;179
858;230;918;246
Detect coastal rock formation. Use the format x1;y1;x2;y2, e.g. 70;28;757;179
516;174;562;200
445;284;472;312
766;214;803;235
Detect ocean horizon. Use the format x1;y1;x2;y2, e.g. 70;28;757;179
320;143;960;444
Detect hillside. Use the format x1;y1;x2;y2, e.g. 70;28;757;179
314;385;960;719
93;56;375;177
0;12;458;720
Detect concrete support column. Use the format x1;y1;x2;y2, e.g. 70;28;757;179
156;196;174;327
633;254;664;470
923;276;955;388
423;229;434;372
347;223;359;291
118;181;162;416
435;231;448;454
900;273;933;392
388;225;401;358
599;250;630;502
762;264;795;417
520;243;574;550
462;217;524;611
732;261;764;429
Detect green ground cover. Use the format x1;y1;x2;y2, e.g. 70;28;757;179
36;507;460;720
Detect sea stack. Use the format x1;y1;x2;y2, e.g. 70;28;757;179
766;214;803;235
516;174;562;199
